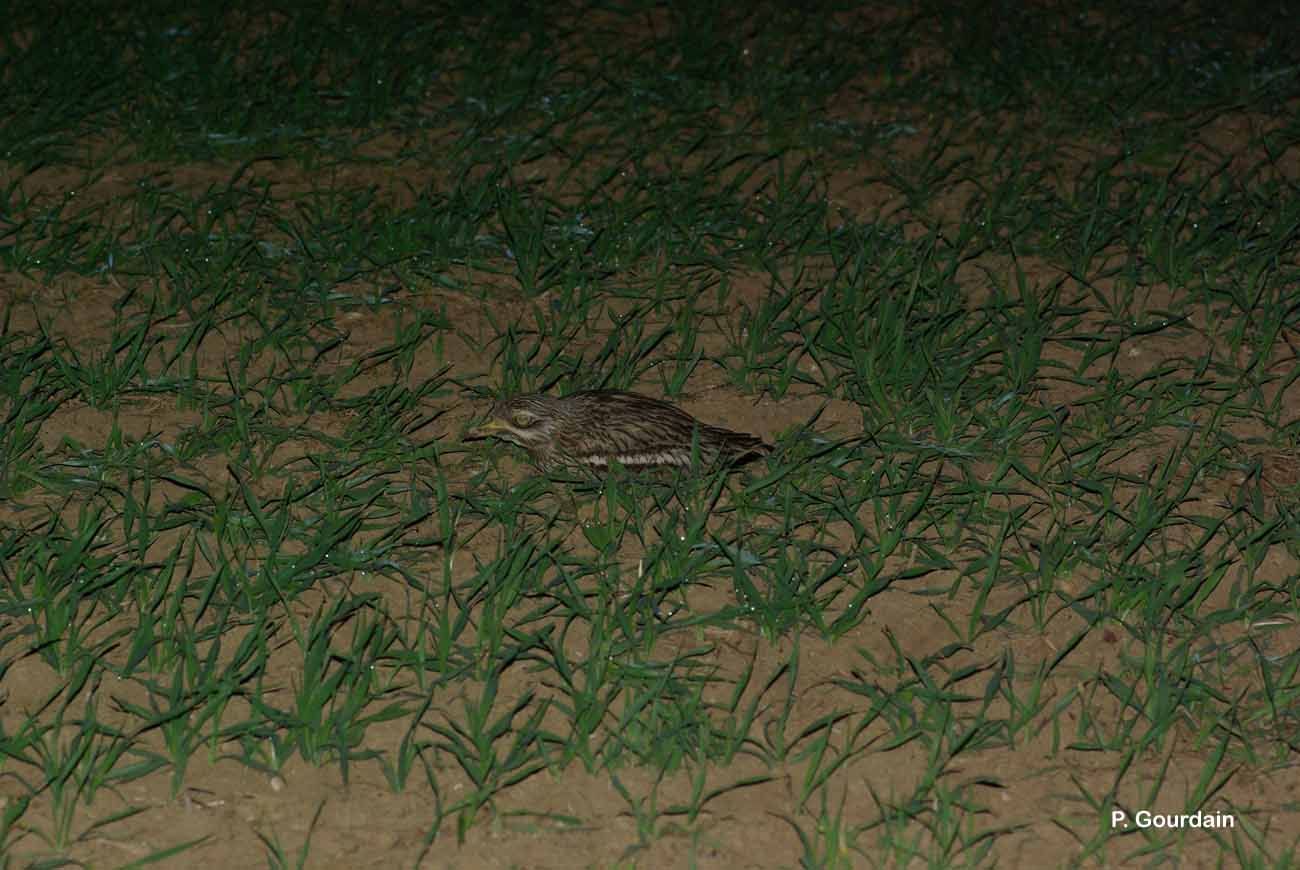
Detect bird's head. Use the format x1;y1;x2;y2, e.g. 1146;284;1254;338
467;394;563;450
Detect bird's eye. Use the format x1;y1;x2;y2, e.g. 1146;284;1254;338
511;411;535;428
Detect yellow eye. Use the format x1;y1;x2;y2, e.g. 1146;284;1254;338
511;411;535;428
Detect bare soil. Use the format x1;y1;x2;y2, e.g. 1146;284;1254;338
4;41;1299;870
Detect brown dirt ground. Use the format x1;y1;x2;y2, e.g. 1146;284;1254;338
4;42;1300;870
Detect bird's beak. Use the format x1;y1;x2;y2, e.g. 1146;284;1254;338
466;418;506;439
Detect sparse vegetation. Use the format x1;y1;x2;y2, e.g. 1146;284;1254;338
2;0;1299;866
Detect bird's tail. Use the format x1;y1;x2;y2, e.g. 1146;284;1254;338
705;425;772;462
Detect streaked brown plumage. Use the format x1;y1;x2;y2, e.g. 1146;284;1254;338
468;390;771;471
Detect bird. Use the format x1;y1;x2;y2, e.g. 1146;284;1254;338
467;390;771;472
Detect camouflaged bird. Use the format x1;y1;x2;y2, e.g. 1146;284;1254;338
468;390;771;471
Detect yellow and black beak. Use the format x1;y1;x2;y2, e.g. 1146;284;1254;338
466;417;507;440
